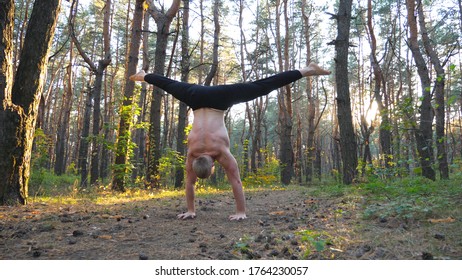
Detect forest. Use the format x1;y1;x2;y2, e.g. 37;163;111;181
0;0;461;260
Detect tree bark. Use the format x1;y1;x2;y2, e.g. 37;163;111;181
405;0;435;180
174;0;190;189
333;0;358;184
133;10;151;180
70;0;112;185
0;0;62;205
275;0;294;185
365;0;392;169
146;0;181;188
302;0;316;183
112;0;146;192
417;0;449;179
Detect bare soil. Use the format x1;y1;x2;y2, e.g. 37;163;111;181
1;187;461;260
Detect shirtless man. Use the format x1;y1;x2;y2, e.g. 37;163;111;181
130;62;330;220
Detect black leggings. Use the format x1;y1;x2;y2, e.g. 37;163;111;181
144;70;303;111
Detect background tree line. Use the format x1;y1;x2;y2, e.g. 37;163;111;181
1;0;461;205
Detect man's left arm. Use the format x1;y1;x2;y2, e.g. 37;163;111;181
218;150;247;220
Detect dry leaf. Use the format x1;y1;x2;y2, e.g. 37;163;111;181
428;217;455;223
98;235;113;240
269;211;285;216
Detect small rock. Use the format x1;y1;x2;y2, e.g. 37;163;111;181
32;250;41;258
219;234;225;239
434;233;445;240
139;254;149;260
288;224;298;230
72;230;84;237
422;252;433;260
68;238;77;245
379;217;387;223
268;250;279;257
282;234;294;240
188;238;196;243
254;235;263;243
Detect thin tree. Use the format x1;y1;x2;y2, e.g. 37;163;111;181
365;0;392;169
54;6;77;176
417;0;449;179
330;0;358;184
0;0;62;205
133;10;151;180
174;0;190;189
275;0;295;185
302;0;317;183
405;0;435;180
145;0;181;188
112;0;146;192
70;0;112;186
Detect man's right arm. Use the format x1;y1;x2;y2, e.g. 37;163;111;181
177;156;197;220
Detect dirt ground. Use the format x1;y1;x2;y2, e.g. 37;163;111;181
0;187;461;260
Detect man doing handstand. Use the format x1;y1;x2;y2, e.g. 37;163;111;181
130;62;330;220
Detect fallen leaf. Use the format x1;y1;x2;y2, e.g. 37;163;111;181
427;217;455;223
269;211;285;216
98;235;113;240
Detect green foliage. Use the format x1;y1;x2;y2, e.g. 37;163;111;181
31;128;52;170
112;99;147;185
296;229;330;259
359;176;460;221
242;155;280;188
158;148;185;187
30;169;79;198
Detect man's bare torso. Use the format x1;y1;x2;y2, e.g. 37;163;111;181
187;108;230;160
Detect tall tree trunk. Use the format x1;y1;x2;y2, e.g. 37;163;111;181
275;0;294;185
112;0;146;192
204;0;220;86
55;5;78;176
417;0;449;179
70;0;112;185
78;86;92;187
174;0;190;189
133;10;151;180
54;62;74;175
332;0;357;184
146;0;181;188
90;0;112;185
0;0;17;204
405;0;435;180
0;0;62;205
302;0;316;183
365;0;392;169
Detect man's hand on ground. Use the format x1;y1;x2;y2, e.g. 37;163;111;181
229;213;247;221
177;211;196;220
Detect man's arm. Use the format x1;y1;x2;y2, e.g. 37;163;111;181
177;155;197;219
217;150;247;220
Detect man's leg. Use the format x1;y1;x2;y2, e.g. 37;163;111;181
132;72;197;107
221;62;330;107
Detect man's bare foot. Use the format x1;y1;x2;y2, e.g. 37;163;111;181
129;70;146;82
177;211;196;220
229;213;247;221
299;62;331;77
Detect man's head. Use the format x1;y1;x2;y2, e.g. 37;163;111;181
192;155;214;179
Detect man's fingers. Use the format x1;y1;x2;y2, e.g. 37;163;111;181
177;212;196;220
